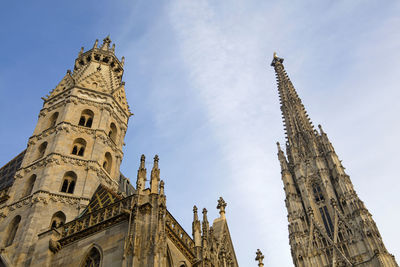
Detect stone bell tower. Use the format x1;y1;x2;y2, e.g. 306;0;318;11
0;36;132;266
271;53;398;267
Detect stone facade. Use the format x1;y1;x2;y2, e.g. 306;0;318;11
0;37;238;267
271;53;398;267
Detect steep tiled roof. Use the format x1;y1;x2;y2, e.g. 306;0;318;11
0;150;25;191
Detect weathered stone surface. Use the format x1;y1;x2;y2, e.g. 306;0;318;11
0;37;238;267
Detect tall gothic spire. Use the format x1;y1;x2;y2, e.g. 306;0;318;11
271;53;315;149
271;53;398;267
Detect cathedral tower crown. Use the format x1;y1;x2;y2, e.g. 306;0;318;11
75;36;125;75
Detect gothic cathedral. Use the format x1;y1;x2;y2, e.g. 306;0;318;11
271;54;398;267
0;37;397;267
0;37;238;267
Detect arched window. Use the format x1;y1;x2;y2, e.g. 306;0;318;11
37;142;48;160
312;183;324;202
71;138;87;157
50;211;66;228
5;215;21;247
82;247;101;267
60;171;77;194
108;123;117;143
24;174;36;197
78;109;94;128
103;152;112;174
49;112;59;128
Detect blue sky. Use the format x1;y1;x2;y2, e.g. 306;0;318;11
1;1;400;266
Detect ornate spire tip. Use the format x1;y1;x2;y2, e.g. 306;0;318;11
271;52;284;67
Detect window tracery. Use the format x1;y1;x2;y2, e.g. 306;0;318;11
78;109;94;128
82;247;101;267
71;138;87;156
60;171;77;194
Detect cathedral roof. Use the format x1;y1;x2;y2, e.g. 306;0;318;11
0;150;25;191
79;184;123;217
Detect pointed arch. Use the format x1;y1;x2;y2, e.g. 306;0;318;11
23;174;36;197
49;112;59;128
37;141;48;160
108;122;118;143
5;215;21;247
50;211;66;228
102;152;112;174
166;245;173;267
80;245;102;267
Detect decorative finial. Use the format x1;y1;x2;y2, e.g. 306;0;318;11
159;180;165;195
270;52;284;67
217;197;227;219
79;47;84;56
277;141;282;151
112;43;115;52
153;155;159;168
255;249;265;267
193;205;198;221
318;124;325;134
93;39;99;49
101;35;111;50
121;56;125;67
140;154;145;169
202;208;208;221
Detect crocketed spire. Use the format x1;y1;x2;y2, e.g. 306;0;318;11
271;53;315;150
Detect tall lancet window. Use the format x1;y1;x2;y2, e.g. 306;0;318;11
312;183;333;236
319;206;334;237
5;215;21;247
312;183;324;202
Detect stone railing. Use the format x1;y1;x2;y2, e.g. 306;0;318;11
165;210;195;251
59;195;133;245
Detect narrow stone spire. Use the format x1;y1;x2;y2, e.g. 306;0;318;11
93;39;99;49
202;208;209;242
277;142;288;171
255;249;265;267
150;155;160;194
271;55;398;266
217;197;227;219
159;180;164;195
193;205;199;221
318;124;325;134
136;154;146;192
271;53;315;148
121;56;125;67
78;47;84;56
111;43;115;52
192;205;202;250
